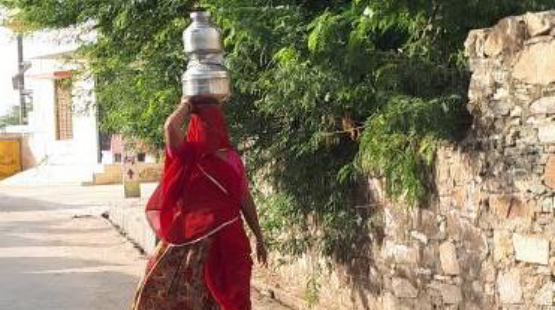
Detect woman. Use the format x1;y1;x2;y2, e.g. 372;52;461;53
132;97;267;310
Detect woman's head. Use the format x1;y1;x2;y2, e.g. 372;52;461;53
186;99;231;153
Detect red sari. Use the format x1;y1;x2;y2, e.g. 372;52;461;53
133;105;252;310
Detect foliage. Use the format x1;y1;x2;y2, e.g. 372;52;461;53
304;270;321;307
0;105;21;128
358;95;467;206
1;0;552;260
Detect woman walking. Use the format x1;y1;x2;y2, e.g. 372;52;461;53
132;97;267;310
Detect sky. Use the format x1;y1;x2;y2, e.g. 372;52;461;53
0;27;19;116
0;26;83;117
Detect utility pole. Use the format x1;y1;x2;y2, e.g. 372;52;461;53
16;34;26;124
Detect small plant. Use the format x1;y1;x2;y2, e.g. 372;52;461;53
304;270;321;308
358;95;468;207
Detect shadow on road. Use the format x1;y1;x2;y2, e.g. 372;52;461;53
0;184;145;310
0;256;139;310
0;194;77;212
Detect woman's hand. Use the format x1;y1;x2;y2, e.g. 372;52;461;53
175;98;192;120
256;238;268;266
241;192;268;266
164;98;192;151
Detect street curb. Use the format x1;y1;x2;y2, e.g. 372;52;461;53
104;202;157;255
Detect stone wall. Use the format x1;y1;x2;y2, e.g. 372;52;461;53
261;11;555;310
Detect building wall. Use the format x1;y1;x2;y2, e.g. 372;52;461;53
8;56;99;168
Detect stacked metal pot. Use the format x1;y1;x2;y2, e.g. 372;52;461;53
182;11;231;102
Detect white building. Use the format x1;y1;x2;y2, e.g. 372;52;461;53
1;28;160;185
27;51;100;163
2;30;102;183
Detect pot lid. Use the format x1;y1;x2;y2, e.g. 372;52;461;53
190;11;211;22
183;63;230;79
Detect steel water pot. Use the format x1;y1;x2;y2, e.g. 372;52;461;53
189;52;225;66
183;11;223;55
182;62;231;101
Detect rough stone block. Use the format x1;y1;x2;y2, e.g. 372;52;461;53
485;283;495;296
440;284;463;305
490;195;512;218
540;197;554;213
482;260;497;283
531;96;555;114
512;234;549;265
513;39;555;85
418;209;439;239
497;270;523;304
537;266;552;276
382;240;421;265
484;17;527;57
447;212;488;259
462;224;489;260
452;186;467;209
492;100;513;115
533;281;553;306
435;160;452;192
468;74;496;102
530;180;548;195
459;251;485;280
469;281;484;301
524;11;555;37
384;207;410;241
465;29;492;59
493;230;513;262
514;176;534;193
383;292;399;310
446;211;463;240
410;231;428;244
422;244;440;271
414;295;433;310
463;184;482;220
489;195;531;222
439;241;461;275
493;87;509;100
544;156;555;189
392;278;418;298
539;124;555;143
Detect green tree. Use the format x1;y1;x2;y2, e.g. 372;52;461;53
1;0;551;259
0;105;21;128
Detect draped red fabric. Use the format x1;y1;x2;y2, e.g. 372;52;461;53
145;104;252;310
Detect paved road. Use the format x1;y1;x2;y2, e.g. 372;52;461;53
0;184;289;310
0;184;147;310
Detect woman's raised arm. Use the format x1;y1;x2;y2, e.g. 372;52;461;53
164;98;192;152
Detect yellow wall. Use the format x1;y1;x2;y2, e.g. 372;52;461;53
0;139;22;180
